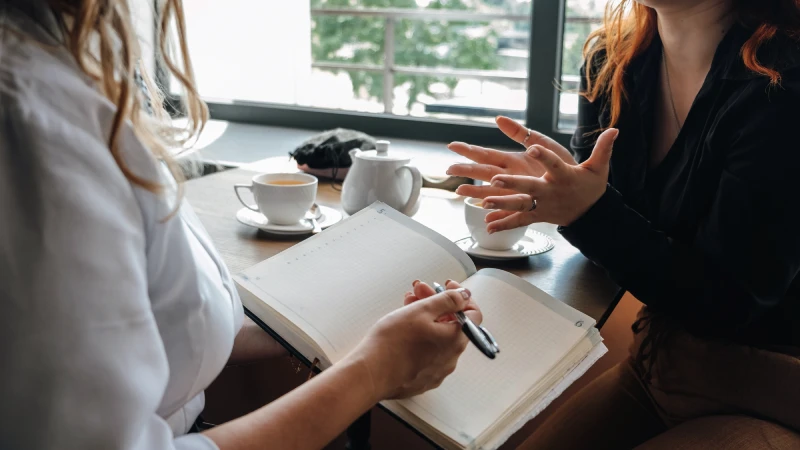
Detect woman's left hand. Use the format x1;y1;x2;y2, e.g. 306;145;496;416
482;128;618;230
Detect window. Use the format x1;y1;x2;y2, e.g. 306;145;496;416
166;0;609;146
558;0;605;130
311;3;530;123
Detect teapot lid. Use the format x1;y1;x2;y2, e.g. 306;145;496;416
356;140;410;162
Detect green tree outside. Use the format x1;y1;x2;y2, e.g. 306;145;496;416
310;0;502;109
562;1;605;79
310;0;602;112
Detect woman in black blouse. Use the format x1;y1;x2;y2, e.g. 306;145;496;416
447;0;800;448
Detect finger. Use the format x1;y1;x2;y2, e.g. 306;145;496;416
413;281;437;299
527;145;569;177
461;295;483;324
582;128;619;172
438;313;457;323
485;209;516;223
490;174;547;196
483;193;537;212
464;308;483;325
487;211;537;233
447;142;510;167
446;163;503;182
496;115;531;145
404;292;418;306
496;116;563;151
438;281;463;323
455;184;517;199
443;281;479;324
418;282;465;323
414;288;471;320
444;280;462;289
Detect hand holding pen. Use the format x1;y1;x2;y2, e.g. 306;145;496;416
404;280;499;360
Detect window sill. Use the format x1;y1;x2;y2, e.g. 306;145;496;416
181;119;517;180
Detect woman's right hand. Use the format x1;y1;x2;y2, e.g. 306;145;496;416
345;287;473;400
447;116;577;199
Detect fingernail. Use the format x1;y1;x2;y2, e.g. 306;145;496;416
483;201;495;209
612;129;620;141
457;288;471;299
488;228;496;234
405;291;412;296
412;279;420;287
491;180;505;189
527;146;540;157
445;279;454;285
446;169;453;175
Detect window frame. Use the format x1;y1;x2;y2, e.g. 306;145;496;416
156;1;574;149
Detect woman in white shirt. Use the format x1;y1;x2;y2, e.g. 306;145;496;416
0;1;482;449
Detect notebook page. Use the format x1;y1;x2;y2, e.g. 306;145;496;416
235;203;476;362
482;338;607;450
389;269;593;447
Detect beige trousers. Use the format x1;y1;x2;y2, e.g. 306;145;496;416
518;311;800;449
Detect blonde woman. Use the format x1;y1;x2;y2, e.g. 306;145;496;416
0;1;482;449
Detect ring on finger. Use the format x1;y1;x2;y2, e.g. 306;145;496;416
528;198;537;211
522;128;532;147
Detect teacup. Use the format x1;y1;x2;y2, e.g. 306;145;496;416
464;197;527;251
234;173;318;225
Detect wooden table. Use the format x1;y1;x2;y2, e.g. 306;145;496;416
187;161;620;323
186;164;621;449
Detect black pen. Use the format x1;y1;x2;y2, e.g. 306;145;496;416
433;282;499;360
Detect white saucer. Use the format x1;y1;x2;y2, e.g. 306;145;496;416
455;230;554;261
236;205;343;235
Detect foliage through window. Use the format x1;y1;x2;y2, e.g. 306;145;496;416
311;0;506;110
174;0;607;140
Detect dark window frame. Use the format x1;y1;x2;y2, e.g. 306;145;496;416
156;1;577;149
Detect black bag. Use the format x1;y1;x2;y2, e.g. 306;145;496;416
289;128;376;170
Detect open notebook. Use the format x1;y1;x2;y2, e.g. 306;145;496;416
235;203;606;450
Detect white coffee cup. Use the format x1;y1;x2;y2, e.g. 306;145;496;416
234;173;318;225
464;197;528;251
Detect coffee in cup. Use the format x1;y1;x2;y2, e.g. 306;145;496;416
267;180;308;186
464;197;527;250
234;173;318;225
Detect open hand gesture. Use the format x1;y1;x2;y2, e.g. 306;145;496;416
481;128;618;230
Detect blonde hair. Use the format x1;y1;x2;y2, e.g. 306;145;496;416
47;0;207;196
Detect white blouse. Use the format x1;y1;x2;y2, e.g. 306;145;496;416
0;3;242;449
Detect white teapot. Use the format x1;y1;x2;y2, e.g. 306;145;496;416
341;140;422;216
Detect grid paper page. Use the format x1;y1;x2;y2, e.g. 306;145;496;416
394;272;590;445
236;206;472;362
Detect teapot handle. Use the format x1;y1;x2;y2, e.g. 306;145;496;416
398;164;422;216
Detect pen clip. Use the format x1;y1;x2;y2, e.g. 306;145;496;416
479;325;500;354
462;319;497;359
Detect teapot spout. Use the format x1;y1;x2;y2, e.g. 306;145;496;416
348;148;360;159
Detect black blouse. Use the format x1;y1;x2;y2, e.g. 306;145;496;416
559;24;800;348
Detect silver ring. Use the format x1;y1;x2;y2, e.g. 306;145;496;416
528;198;537;211
522;128;532;147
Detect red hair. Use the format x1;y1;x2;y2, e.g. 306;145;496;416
583;0;800;129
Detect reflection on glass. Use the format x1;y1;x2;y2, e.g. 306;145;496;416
179;0;532;123
558;0;607;131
